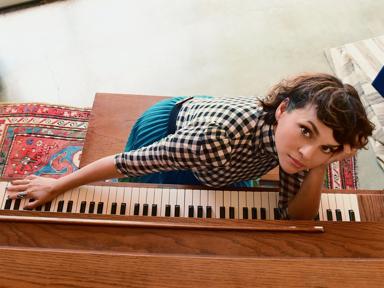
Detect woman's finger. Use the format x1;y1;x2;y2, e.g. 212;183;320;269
10;179;31;185
6;184;29;193
7;190;29;200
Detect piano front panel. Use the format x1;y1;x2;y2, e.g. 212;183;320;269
1;181;378;221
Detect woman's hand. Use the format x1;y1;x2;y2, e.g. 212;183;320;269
6;175;62;210
327;144;357;165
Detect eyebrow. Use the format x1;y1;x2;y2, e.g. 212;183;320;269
307;121;319;136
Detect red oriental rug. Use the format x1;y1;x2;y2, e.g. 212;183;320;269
324;157;358;189
0;103;91;179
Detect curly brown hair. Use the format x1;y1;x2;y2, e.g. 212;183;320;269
259;73;374;149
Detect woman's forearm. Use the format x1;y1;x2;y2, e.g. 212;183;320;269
287;165;326;220
54;155;123;194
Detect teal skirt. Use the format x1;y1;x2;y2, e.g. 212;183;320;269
120;96;252;188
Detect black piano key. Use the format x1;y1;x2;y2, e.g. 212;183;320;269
349;209;356;221
97;202;104;214
336;209;342;221
88;201;95;214
80;201;86;213
326;209;333;221
165;204;171;217
314;213;320;221
151;204;157;216
134;203;140;215
220;206;225;219
206;206;212;218
66;200;73;213
120;203;126;215
143;204;149;216
188;205;194;218
57;200;64;212
260;208;267;220
229;207;235;219
174;205;180;217
274;208;281;220
242;207;248;219
251;207;257;219
197;205;203;218
13;199;21;210
44;201;52;212
4;199;12;210
111;202;117;215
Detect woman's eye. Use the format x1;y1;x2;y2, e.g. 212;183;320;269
321;146;333;154
300;126;311;137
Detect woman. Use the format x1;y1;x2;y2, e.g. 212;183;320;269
6;73;374;220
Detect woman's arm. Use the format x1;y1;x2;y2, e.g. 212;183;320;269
287;165;325;220
6;155;122;209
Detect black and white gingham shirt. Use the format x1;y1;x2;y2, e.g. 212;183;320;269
115;97;307;218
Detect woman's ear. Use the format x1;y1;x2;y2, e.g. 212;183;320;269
275;98;289;121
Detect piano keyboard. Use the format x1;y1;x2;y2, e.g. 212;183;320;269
0;181;360;221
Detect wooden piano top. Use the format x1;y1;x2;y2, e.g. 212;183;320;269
1;183;383;287
1;208;384;287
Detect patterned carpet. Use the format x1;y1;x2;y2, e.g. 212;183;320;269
325;35;384;173
0;103;91;179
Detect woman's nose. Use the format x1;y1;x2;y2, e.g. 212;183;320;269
298;145;317;160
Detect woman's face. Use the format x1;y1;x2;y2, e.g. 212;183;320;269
274;101;341;174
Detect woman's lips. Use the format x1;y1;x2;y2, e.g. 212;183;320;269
288;155;305;169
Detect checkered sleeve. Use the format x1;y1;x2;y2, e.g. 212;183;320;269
278;168;308;219
114;122;232;177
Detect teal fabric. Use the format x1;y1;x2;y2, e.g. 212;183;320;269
120;96;252;188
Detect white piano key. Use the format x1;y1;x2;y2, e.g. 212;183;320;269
239;191;246;219
146;188;156;216
176;189;185;217
253;191;262;219
349;194;361;222
61;188;74;212
100;186;110;214
200;189;208;218
230;190;239;219
84;185;95;214
169;189;177;217
207;189;216;218
342;194;352;222
261;192;269;219
327;193;337;221
185;189;193;217
192;189;201;218
161;188;170;217
53;190;65;212
223;190;231;219
139;187;147;216
106;186;117;214
75;186;88;213
320;193;330;220
92;186;103;214
245;191;254;215
121;186;132;215
0;181;8;208
268;192;278;220
215;190;224;219
152;187;162;216
334;193;345;221
130;187;140;216
318;193;325;221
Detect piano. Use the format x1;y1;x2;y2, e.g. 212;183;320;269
1;180;384;287
1;93;383;286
